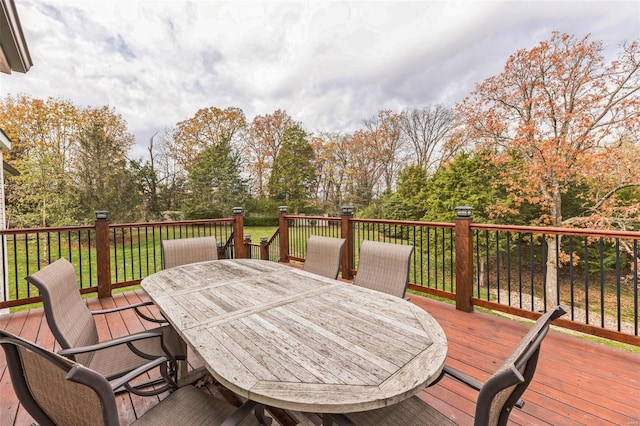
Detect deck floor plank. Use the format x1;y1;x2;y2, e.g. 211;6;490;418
0;291;638;425
411;296;640;425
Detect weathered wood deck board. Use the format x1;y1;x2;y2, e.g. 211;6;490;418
411;296;640;426
0;287;638;425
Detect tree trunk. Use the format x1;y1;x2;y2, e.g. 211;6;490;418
478;256;487;288
545;188;563;310
545;235;559;309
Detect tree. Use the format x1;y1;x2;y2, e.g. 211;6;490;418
400;105;459;173
458;32;640;306
363;109;406;193
183;136;248;219
0;95;80;226
171;106;247;170
129;133;163;220
343;130;381;208
309;132;350;213
421;152;512;223
268;125;316;213
73;106;140;223
169;107;248;218
245;109;297;198
395;165;430;220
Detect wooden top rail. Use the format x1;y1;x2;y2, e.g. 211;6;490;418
284;214;341;221
110;218;236;228
0;225;94;235
351;217;455;229
472;223;640;240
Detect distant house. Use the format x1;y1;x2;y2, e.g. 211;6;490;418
1;0;31;311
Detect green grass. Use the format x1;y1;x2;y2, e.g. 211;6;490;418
244;227;278;241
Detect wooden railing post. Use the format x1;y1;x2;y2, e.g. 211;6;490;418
243;235;252;259
340;206;354;280
260;236;269;260
95;210;111;298
232;207;245;259
278;206;289;263
454;206;474;312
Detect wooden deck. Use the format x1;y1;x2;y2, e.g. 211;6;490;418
1;289;638;425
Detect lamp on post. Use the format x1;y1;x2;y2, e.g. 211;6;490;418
95;210;109;221
454;206;473;219
279;205;288;214
341;205;354;216
232;207;243;216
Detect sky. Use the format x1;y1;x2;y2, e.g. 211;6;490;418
1;0;639;159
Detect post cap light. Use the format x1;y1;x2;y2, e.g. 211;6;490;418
454;206;473;219
260;236;268;243
341;205;354;215
232;207;243;215
244;234;251;241
279;205;288;213
95;210;109;221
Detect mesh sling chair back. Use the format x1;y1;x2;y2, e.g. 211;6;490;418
353;240;415;298
0;330;263;426
25;258;183;395
162;236;219;269
333;305;567;426
161;236;221;384
303;235;346;279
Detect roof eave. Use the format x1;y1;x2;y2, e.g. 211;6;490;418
0;0;32;74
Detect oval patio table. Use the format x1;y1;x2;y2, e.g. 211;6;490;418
141;258;447;414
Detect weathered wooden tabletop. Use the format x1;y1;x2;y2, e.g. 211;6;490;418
141;259;447;413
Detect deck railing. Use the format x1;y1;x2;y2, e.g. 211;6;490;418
0;207;638;346
276;207;639;346
0;213;241;308
470;223;640;343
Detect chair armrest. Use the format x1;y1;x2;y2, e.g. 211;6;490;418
90;300;154;315
444;365;525;409
91;301;167;324
443;365;483;391
109;356;170;391
58;329;165;357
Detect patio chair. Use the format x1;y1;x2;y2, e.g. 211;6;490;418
0;329;265;426
330;305;567;426
303;235;346;279
162;236;218;269
25;258;183;396
353;240;414;298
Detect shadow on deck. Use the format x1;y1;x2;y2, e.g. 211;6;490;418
0;289;638;425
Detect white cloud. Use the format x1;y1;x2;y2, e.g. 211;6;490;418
2;0;638;159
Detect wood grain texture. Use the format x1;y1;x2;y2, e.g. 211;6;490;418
141;259;448;414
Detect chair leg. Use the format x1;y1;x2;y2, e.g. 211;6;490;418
255;404;273;426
